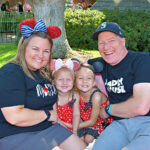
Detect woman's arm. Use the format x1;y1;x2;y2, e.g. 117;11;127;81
1;105;57;127
79;92;102;128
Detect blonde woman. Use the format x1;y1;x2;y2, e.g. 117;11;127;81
0;18;86;150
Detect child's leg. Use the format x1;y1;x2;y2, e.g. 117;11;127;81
59;134;86;150
84;134;95;146
80;136;84;140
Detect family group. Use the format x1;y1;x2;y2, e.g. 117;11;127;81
0;16;150;150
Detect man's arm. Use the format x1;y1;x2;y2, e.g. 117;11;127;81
110;83;150;118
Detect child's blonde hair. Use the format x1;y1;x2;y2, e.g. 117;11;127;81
75;64;97;91
75;63;95;79
52;67;75;81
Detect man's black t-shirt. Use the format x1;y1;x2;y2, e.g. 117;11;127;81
0;63;57;138
88;51;150;120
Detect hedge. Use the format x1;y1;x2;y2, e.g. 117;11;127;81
65;8;150;52
65;8;105;50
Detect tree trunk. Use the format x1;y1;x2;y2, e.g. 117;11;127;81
26;0;72;58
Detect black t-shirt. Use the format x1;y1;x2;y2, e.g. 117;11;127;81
88;51;150;120
0;63;57;138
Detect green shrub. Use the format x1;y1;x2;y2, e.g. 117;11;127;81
65;8;105;50
65;8;150;52
101;8;150;52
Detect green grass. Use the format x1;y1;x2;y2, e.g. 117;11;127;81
0;43;17;67
0;43;100;67
72;48;100;58
80;49;100;58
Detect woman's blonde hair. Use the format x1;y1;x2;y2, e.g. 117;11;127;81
10;32;53;80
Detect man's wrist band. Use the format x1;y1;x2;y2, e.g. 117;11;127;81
44;110;51;121
105;104;112;116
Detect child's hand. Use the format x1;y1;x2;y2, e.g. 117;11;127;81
57;119;71;129
99;107;109;119
63;122;73;128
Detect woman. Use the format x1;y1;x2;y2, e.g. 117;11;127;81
0;18;86;150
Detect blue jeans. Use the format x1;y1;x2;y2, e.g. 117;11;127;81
93;116;150;150
0;123;72;150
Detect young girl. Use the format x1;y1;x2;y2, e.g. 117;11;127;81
75;63;113;145
51;59;81;134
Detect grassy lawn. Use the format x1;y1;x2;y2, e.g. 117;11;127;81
0;43;17;67
81;49;100;58
0;43;99;67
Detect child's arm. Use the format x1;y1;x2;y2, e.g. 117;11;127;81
95;73;108;96
72;92;80;134
79;92;102;128
53;103;73;127
53;98;80;130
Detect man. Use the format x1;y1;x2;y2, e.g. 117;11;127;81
88;22;150;150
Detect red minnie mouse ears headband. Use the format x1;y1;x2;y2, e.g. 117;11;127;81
19;17;61;39
50;59;81;71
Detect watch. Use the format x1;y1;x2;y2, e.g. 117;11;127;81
105;104;112;117
44;110;51;121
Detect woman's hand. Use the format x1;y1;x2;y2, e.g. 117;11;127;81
49;110;58;122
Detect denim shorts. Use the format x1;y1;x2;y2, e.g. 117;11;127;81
0;123;72;150
93;116;150;150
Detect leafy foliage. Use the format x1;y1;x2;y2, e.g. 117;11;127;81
102;8;150;52
65;8;150;52
65;8;105;50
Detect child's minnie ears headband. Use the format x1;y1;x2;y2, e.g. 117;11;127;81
80;63;95;73
19;17;61;39
50;59;80;71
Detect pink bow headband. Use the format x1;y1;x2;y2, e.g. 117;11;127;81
50;59;80;71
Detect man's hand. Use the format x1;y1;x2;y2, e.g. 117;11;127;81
99;107;109;119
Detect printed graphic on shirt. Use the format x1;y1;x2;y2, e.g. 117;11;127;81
36;84;57;97
105;77;126;94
